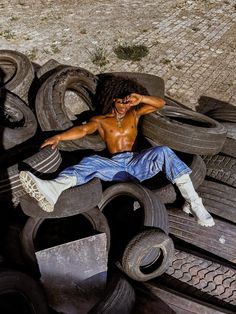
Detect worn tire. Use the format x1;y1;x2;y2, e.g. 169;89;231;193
99;183;169;234
20;177;102;218
204;107;236;123
0;147;62;206
0;268;50;313
141;107;227;155
119;228;174;282
57;133;106;152
0;49;34;103
148;154;206;204
161;249;236;310
20;207;110;274
35;66;98;131
0;91;37;150
202;154;236;188
221;122;236;139
221;137;236;158
197;180;236;223
167;206;236;263
88;272;135;314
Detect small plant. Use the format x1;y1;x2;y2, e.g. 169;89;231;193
161;58;171;64
0;29;16;40
25;47;38;61
51;43;60;54
90;47;109;67
114;44;149;61
10;16;19;22
191;26;200;32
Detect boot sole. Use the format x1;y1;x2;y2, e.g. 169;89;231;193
197;218;215;227
19;171;54;212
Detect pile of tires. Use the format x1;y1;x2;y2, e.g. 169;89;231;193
1;49;235;313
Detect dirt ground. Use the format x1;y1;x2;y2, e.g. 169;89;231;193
1;0;236;109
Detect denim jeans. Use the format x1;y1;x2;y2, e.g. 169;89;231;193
59;146;192;185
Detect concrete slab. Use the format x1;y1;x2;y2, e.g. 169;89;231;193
36;233;108;314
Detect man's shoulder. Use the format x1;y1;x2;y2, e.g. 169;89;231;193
90;113;113;122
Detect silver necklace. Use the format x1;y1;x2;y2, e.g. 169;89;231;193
116;115;124;128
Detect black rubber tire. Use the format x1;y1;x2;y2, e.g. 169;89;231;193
20;177;103;218
167;206;236;264
35;66;98;131
57;133;106;152
88;272;135;314
0;49;34;103
0;268;50;314
204;107;236;123
98;72;165;98
98;183;169;234
221;122;236;140
20;207;110;274
141;107;227;155
161;249;236;310
0;91;37;150
151;154;206;204
35;58;61;79
119;228;174;282
221;138;236;158
0;147;62;206
164;95;193;110
197;180;236;223
202;154;236;188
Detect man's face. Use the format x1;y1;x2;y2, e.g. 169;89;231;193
114;97;131;115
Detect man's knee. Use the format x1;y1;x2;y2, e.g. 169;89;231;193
153;145;173;155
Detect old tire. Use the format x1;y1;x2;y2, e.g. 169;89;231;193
221;138;236;158
0;91;37;150
99;183;169;234
0;268;50;313
20;177;102;218
35;66;98;131
57;133;106;152
88;272;135;314
141;107;227;155
197;180;236;223
0;49;34;103
162;249;236;310
0;147;62;206
119;228;174;282
202;154;236;188
20;207;110;274
146;154;206;204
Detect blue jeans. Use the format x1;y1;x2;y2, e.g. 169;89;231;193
59;146;192;185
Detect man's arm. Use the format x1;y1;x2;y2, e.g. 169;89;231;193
127;93;165;116
40;118;99;149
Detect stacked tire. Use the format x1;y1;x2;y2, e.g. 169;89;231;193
1;49;236;313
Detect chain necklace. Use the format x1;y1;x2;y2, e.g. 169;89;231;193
116;115;125;128
114;108;125;128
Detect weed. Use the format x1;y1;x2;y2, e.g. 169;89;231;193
51;43;60;54
161;58;171;64
90;47;109;67
10;16;19;22
191;26;200;32
25;47;38;61
0;30;16;40
114;44;149;61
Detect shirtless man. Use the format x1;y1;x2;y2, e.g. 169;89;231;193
19;93;215;227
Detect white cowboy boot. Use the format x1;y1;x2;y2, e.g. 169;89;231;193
175;174;215;227
19;171;77;212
